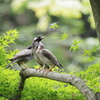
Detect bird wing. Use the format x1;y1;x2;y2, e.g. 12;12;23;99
16;49;32;56
41;49;63;68
11;49;33;60
41;49;58;65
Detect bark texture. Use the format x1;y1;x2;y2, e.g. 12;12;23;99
13;68;100;100
89;0;100;43
11;72;26;100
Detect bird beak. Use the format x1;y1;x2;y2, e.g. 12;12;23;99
41;36;46;39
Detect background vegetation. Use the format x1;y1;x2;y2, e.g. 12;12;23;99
0;0;100;100
0;0;98;71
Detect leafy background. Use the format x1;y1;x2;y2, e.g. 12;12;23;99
0;0;100;100
0;0;98;72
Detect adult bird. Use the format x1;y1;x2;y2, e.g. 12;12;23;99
7;45;33;69
35;36;63;72
32;36;49;69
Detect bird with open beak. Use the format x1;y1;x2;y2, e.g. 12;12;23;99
33;36;63;73
32;36;49;69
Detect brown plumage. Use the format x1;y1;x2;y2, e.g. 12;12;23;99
36;44;63;71
32;36;49;69
33;36;63;72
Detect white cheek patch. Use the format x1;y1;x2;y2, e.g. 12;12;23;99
34;37;37;41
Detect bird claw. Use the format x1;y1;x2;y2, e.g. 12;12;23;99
35;68;41;71
35;68;52;74
22;67;28;70
25;67;29;69
43;69;52;74
36;68;45;72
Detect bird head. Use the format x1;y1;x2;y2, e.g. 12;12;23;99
32;36;45;50
33;36;45;42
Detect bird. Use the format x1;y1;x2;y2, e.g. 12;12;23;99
35;36;63;72
32;36;49;70
7;45;34;69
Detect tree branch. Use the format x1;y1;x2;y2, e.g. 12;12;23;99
11;74;26;100
13;68;100;100
89;0;100;44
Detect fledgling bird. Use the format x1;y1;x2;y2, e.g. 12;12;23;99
7;45;33;69
35;36;63;72
32;36;49;69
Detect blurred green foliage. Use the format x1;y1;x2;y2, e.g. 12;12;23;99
0;29;20;99
0;67;19;100
0;29;19;67
73;62;100;93
21;77;85;100
0;1;100;99
0;0;98;72
0;29;100;100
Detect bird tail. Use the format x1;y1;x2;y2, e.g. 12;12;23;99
6;62;13;68
6;58;17;68
58;62;63;69
9;58;18;63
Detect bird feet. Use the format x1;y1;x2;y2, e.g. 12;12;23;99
43;69;52;74
21;63;29;69
21;67;29;70
35;68;51;74
36;66;54;74
35;68;41;71
43;66;55;74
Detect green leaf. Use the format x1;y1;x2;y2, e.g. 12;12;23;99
70;46;80;52
91;45;100;52
6;29;18;34
87;56;96;62
91;45;100;57
50;22;59;29
72;40;82;46
83;49;91;56
70;40;81;52
60;32;69;41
